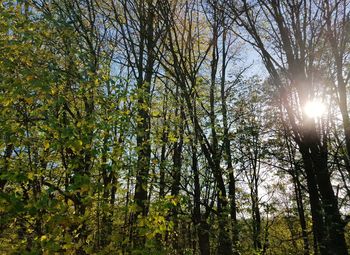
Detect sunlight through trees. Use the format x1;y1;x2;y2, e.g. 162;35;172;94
0;1;350;254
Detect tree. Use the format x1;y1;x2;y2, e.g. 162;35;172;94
227;1;348;254
1;1;349;254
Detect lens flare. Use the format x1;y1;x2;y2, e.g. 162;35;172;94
304;100;326;118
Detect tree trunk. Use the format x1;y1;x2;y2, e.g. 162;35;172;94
293;167;310;255
299;146;327;255
220;26;239;255
133;0;156;248
309;146;348;254
210;12;232;254
192;143;210;255
170;104;184;253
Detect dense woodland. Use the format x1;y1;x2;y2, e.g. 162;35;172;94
1;0;350;254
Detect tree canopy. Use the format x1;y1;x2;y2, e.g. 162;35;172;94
0;0;350;254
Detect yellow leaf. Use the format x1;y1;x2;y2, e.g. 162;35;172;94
72;140;83;151
50;87;57;95
44;141;50;150
168;133;177;143
28;172;34;180
63;243;73;250
3;99;11;107
25;97;33;104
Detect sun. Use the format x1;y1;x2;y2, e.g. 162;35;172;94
304;100;326;118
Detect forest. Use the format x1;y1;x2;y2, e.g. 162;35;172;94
1;0;350;254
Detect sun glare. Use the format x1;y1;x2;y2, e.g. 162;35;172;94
304;100;326;118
